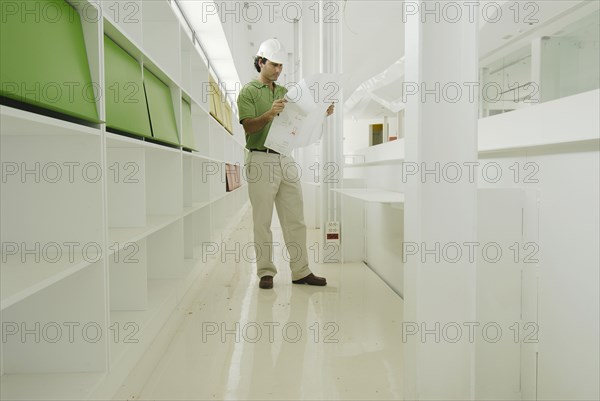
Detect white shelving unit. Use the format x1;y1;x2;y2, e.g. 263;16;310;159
0;1;248;399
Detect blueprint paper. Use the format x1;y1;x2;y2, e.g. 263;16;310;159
265;73;341;155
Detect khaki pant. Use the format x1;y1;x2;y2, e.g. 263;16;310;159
245;151;312;281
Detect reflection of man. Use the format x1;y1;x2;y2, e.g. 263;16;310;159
237;38;334;289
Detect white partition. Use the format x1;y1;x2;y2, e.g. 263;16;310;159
191;156;211;204
109;239;148;311
190;49;210;112
145;148;182;216
192;103;210;157
180;26;194;96
147;221;184;279
209;116;225;161
107;146;146;227
182;154;193;208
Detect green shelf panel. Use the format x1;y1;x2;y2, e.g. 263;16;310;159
104;36;152;138
223;104;233;134
143;68;179;146
213;85;225;125
182;99;196;150
0;0;99;123
208;77;218;118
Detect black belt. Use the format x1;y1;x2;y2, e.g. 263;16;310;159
250;148;279;154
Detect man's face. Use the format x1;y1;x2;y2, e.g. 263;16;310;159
260;59;283;82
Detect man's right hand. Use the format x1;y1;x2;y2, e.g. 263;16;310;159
270;98;287;117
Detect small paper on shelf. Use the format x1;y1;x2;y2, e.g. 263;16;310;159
265;73;341;155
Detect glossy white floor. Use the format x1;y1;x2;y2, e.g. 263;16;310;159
114;208;404;400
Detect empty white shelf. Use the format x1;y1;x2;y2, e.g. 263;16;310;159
1;105;100;137
108;214;181;253
105;132;181;154
1;252;101;311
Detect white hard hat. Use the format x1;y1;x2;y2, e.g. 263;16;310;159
256;38;287;64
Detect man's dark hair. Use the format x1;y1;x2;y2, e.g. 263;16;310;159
254;56;267;73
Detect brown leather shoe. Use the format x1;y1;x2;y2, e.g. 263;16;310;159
292;273;327;286
259;275;273;289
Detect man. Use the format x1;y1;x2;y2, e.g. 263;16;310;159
237;38;334;289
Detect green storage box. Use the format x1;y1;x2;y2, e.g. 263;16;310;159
143;68;179;146
104;35;152;138
181;99;196;150
0;0;99;122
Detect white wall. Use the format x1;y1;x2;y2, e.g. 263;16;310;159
479;144;599;401
340;90;599;399
474;90;600;397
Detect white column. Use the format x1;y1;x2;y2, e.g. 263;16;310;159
383;116;390;142
403;2;478;400
320;0;344;259
397;109;405;139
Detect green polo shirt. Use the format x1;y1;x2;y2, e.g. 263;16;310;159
237;79;288;150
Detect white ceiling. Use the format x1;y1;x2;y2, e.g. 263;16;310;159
340;1;406;99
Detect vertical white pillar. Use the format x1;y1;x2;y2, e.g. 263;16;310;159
397;109;405;139
320;0;343;258
403;2;478;400
383;116;390;142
